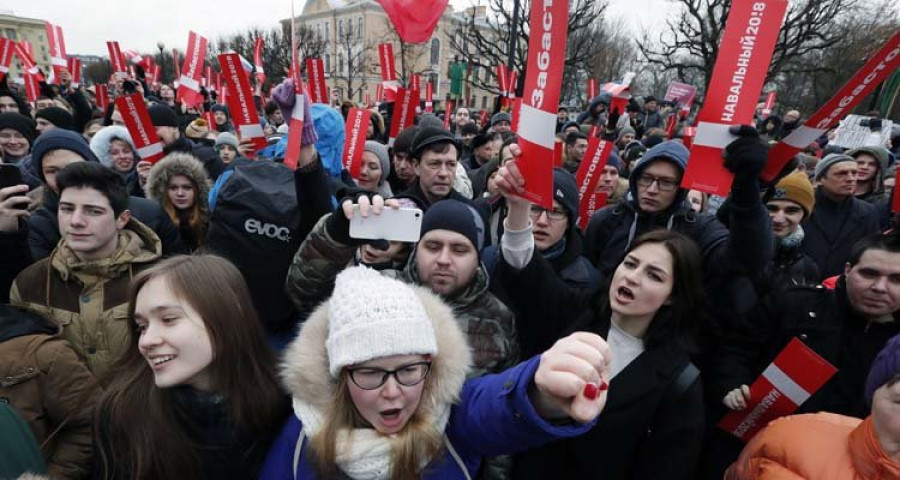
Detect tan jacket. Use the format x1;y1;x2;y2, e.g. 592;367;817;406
10;219;161;379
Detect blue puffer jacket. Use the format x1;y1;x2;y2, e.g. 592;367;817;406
259;282;595;479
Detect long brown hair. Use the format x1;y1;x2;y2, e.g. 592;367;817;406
309;373;444;480
94;254;288;479
163;175;208;247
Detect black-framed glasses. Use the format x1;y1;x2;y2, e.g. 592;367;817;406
636;173;680;192
347;361;432;390
529;205;568;221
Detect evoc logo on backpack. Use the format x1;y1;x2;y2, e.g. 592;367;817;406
244;218;291;242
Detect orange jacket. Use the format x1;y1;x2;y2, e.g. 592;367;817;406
726;413;900;480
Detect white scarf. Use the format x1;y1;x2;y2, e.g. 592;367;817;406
292;397;451;480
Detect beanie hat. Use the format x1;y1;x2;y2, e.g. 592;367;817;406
417;113;444;131
364;140;390;184
848;145;890;172
0;112;36;145
616;126;636;144
491;112;511;127
770;171;815;218
420;199;485;253
814;153;856;180
326;267;437;377
185;118;210;139
148;105;179;128
215;131;239;150
606;150;623;172
552;168;578;223
623;142;647;164
865;334;900;405
392;126;419;155
211;104;230;118
411;127;459;160
32;129;99;183
35;107;76;131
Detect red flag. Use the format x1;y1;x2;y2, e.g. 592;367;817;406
497;65;509;95
507;70;517;100
375;0;449;43
23;73;39;102
389;88;418;145
284;11;307;170
177;31;208;108
0;38;15;74
342;108;372;178
106;41;128;78
15;41;43;81
305;57;328;104
219;53;266;153
375;83;385;103
761;90;776;116
516;0;567;209
115;93;165;164
254;37;266;85
378;43;397;82
510;97;523;134
96;84;109;112
718;338;836;442
425;82;434;113
762;32;900;182
203;111;216;129
45;22;68;84
480;110;489;127
681;0;788;196
67;57;81;87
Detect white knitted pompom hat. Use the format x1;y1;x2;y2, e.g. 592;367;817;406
326;267;438;377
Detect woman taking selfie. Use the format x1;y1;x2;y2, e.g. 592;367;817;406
146;152;212;251
493;157;706;480
93;255;288;479
261;266;611;479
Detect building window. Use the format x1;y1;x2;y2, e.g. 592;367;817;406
325;54;331;73
325;23;330;41
482;96;488;109
347;19;353;39
430;38;440;66
338;19;344;37
357;18;363;40
5;29;15;40
338;53;344;75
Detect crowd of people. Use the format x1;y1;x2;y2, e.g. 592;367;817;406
0;56;898;480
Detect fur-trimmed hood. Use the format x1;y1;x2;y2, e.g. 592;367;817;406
145;152;212;213
89;126;136;170
281;282;473;425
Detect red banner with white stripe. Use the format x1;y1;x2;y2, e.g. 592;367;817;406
106;41;128;78
497;65;509;95
45;22;67;84
587;78;597;101
444;100;453;129
305;57;328;104
682;125;696;149
410;73;421;92
284;14;306;170
177;31;208;108
378;43;397;82
762;31;900;182
389;87;418;146
23;73;39;103
254;37;266;85
510;97;523;134
218;53;267;153
761;90;776;116
67;57;81;87
342;108;371;178
0;37;14;74
516;0;568;208
96;84;109;112
507;70;518;100
575;138;614;229
115;93;165;164
682;0;787;196
425;81;434;112
15;41;43;81
718;338;836;442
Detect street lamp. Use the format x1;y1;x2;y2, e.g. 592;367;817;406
156;41;165;84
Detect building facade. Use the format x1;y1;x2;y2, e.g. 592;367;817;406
0;12;51;80
286;0;497;111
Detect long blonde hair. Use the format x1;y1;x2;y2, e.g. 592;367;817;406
309;374;445;480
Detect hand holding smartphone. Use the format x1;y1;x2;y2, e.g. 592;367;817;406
349;206;422;243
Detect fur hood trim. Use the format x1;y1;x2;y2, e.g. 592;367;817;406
281;283;472;422
89;126;136;170
145;152;212;212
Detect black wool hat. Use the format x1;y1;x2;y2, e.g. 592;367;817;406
31;129;99;183
0;112;37;145
35;107;76;131
420;199;485;253
148;105;179;128
411;127;459;160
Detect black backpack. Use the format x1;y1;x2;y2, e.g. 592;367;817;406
206;162;302;334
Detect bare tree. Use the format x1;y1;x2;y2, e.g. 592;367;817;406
563;16;642;106
330;18;374;103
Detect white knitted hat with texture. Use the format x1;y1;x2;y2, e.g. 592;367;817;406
326;267;437;377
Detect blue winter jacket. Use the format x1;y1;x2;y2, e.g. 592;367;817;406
259;356;595;479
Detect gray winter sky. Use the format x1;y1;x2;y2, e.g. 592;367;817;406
2;0;674;57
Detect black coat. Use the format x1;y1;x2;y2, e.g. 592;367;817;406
713;277;900;418
801;189;880;280
26;189;187;261
0;219;31;304
499;254;704;480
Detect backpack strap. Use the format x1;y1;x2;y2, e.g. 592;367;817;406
293;427;307;480
443;434;473;480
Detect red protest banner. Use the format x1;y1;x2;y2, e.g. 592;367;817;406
497;64;509;95
578;192;607;231
761;90;776;116
575;138;615;229
203;111;216;130
516;0;568;209
45;22;67;84
254;37;266;85
23;73;39;103
67;57;81;87
444;99;453;129
16;41;43;81
342;108;372;178
0;37;14;74
115;94;165;164
177;32;208;108
480;110;489;128
378;43;397;82
893;177;900;213
718;338;836;442
375;83;384;103
682;125;696;149
664;81;697;115
95;84;109;112
587;78;597;101
762;32;900;182
507;70;518;101
218;53;267;153
681;0;788;196
510;97;523;134
389;87;418;145
284;12;307;170
425;81;434;113
106;41;128;78
305;57;328;104
554;139;564;167
410;74;421;92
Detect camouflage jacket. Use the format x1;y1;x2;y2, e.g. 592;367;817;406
285;214;520;377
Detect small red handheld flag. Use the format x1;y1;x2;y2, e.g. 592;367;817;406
342;108;372;178
115;94;165;164
218;53;267;153
177;32;208;108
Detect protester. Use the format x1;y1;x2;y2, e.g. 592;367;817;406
464;131;500;171
0;112;40;188
148;105;225;181
726;334;900;479
850;145;891;204
214;131;240;166
35;107;76;134
93;255;289;478
261;266;610;479
802;153;881;279
491;112;512;133
395;127;473;211
11;162;162;378
563;131;588;173
387;126;419;194
637;96;664;133
145;152;212;251
355;141;393;197
211;104;234;133
0;304;101;479
89;125;142;196
451;106;471;138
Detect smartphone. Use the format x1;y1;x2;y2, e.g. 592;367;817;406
349;207;423;243
0;164;25;190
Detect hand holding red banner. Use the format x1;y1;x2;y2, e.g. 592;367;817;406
0;38;15;74
574;138;615;229
305;58;328;104
254;37;266;85
342;108;372;178
218;53;267;154
177;32;208;108
45;22;67;84
115;94;165;164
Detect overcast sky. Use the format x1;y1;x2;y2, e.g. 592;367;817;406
2;0;674;57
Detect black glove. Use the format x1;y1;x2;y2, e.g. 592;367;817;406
723;125;768;177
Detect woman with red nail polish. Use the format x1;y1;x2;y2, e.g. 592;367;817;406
493;159;707;480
